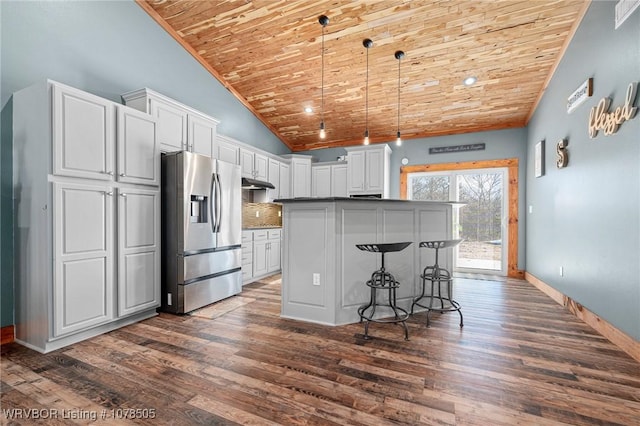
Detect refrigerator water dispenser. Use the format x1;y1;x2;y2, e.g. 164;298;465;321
190;195;208;223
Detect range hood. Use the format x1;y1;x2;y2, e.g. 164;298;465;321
241;177;275;190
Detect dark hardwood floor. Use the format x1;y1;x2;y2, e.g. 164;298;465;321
2;275;639;425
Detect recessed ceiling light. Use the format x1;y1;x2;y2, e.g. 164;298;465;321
463;76;477;86
304;106;313;113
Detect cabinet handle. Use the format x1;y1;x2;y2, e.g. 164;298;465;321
120;193;127;197
105;171;113;176
120;173;126;177
105;191;113;196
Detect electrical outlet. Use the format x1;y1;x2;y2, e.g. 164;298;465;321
312;273;320;286
167;293;172;306
559;266;564;277
255;211;260;218
278;211;281;217
529;205;533;214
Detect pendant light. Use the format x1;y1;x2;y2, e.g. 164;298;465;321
318;15;329;139
363;38;373;145
395;50;405;146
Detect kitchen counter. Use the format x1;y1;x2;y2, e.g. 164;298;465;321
279;198;457;325
242;226;282;230
275;197;463;204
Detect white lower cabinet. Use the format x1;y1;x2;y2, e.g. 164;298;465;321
267;229;281;273
243;228;281;284
117;188;160;317
252;230;269;277
53;182;114;337
241;231;253;284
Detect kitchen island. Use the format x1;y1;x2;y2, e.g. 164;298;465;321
275;197;461;325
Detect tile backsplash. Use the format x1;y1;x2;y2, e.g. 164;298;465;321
243;203;282;228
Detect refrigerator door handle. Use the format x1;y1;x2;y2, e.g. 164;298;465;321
214;173;222;233
210;172;217;234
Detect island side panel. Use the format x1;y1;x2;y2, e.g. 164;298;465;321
337;205;380;325
281;203;336;325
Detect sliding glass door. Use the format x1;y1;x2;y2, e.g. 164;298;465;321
408;168;508;275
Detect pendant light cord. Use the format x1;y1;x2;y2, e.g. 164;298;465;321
397;56;400;135
321;24;325;124
365;44;369;134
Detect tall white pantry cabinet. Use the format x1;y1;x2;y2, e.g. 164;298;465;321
13;80;161;353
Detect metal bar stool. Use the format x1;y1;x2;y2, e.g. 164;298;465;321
411;239;464;327
356;242;412;340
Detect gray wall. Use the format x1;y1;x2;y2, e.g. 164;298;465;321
302;127;529;270
0;0;290;327
526;1;640;340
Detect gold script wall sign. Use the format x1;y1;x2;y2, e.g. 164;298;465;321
588;82;638;138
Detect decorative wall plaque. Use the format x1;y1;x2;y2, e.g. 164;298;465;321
588;82;638;138
535;140;545;178
429;143;485;154
556;139;569;168
567;78;593;114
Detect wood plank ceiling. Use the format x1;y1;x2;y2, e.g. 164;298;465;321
138;0;590;152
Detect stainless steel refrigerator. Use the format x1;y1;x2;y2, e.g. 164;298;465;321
161;151;242;314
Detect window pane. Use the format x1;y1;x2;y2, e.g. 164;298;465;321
410;176;450;201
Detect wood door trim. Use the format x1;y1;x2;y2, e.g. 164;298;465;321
1;325;14;345
400;158;522;278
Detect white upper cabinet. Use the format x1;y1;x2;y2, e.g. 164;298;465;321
215;135;240;165
331;164;348;197
346;145;391;197
240;148;268;181
311;164;332;198
117;106;159;186
188;114;217;157
312;162;348;198
122;88;219;156
279;162;290;199
53;84;115;180
149;98;187;152
254;153;268;181
287;155;312;198
267;158;281;201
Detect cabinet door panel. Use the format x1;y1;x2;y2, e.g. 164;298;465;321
54;182;113;337
291;160;311;198
366;149;384;192
216;139;240;164
279;163;290;199
53;84;114;180
240;148;254;178
347;151;366;192
121;252;157;316
189;115;217;158
254;153;269;181
267;159;280;201
253;240;268;277
331;165;348;197
150;99;187;152
312;165;331;198
118;188;160;317
117;106;159;186
56;258;111;336
59;185;109;255
267;239;281;273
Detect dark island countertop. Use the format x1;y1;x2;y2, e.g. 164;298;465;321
274;197;464;205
